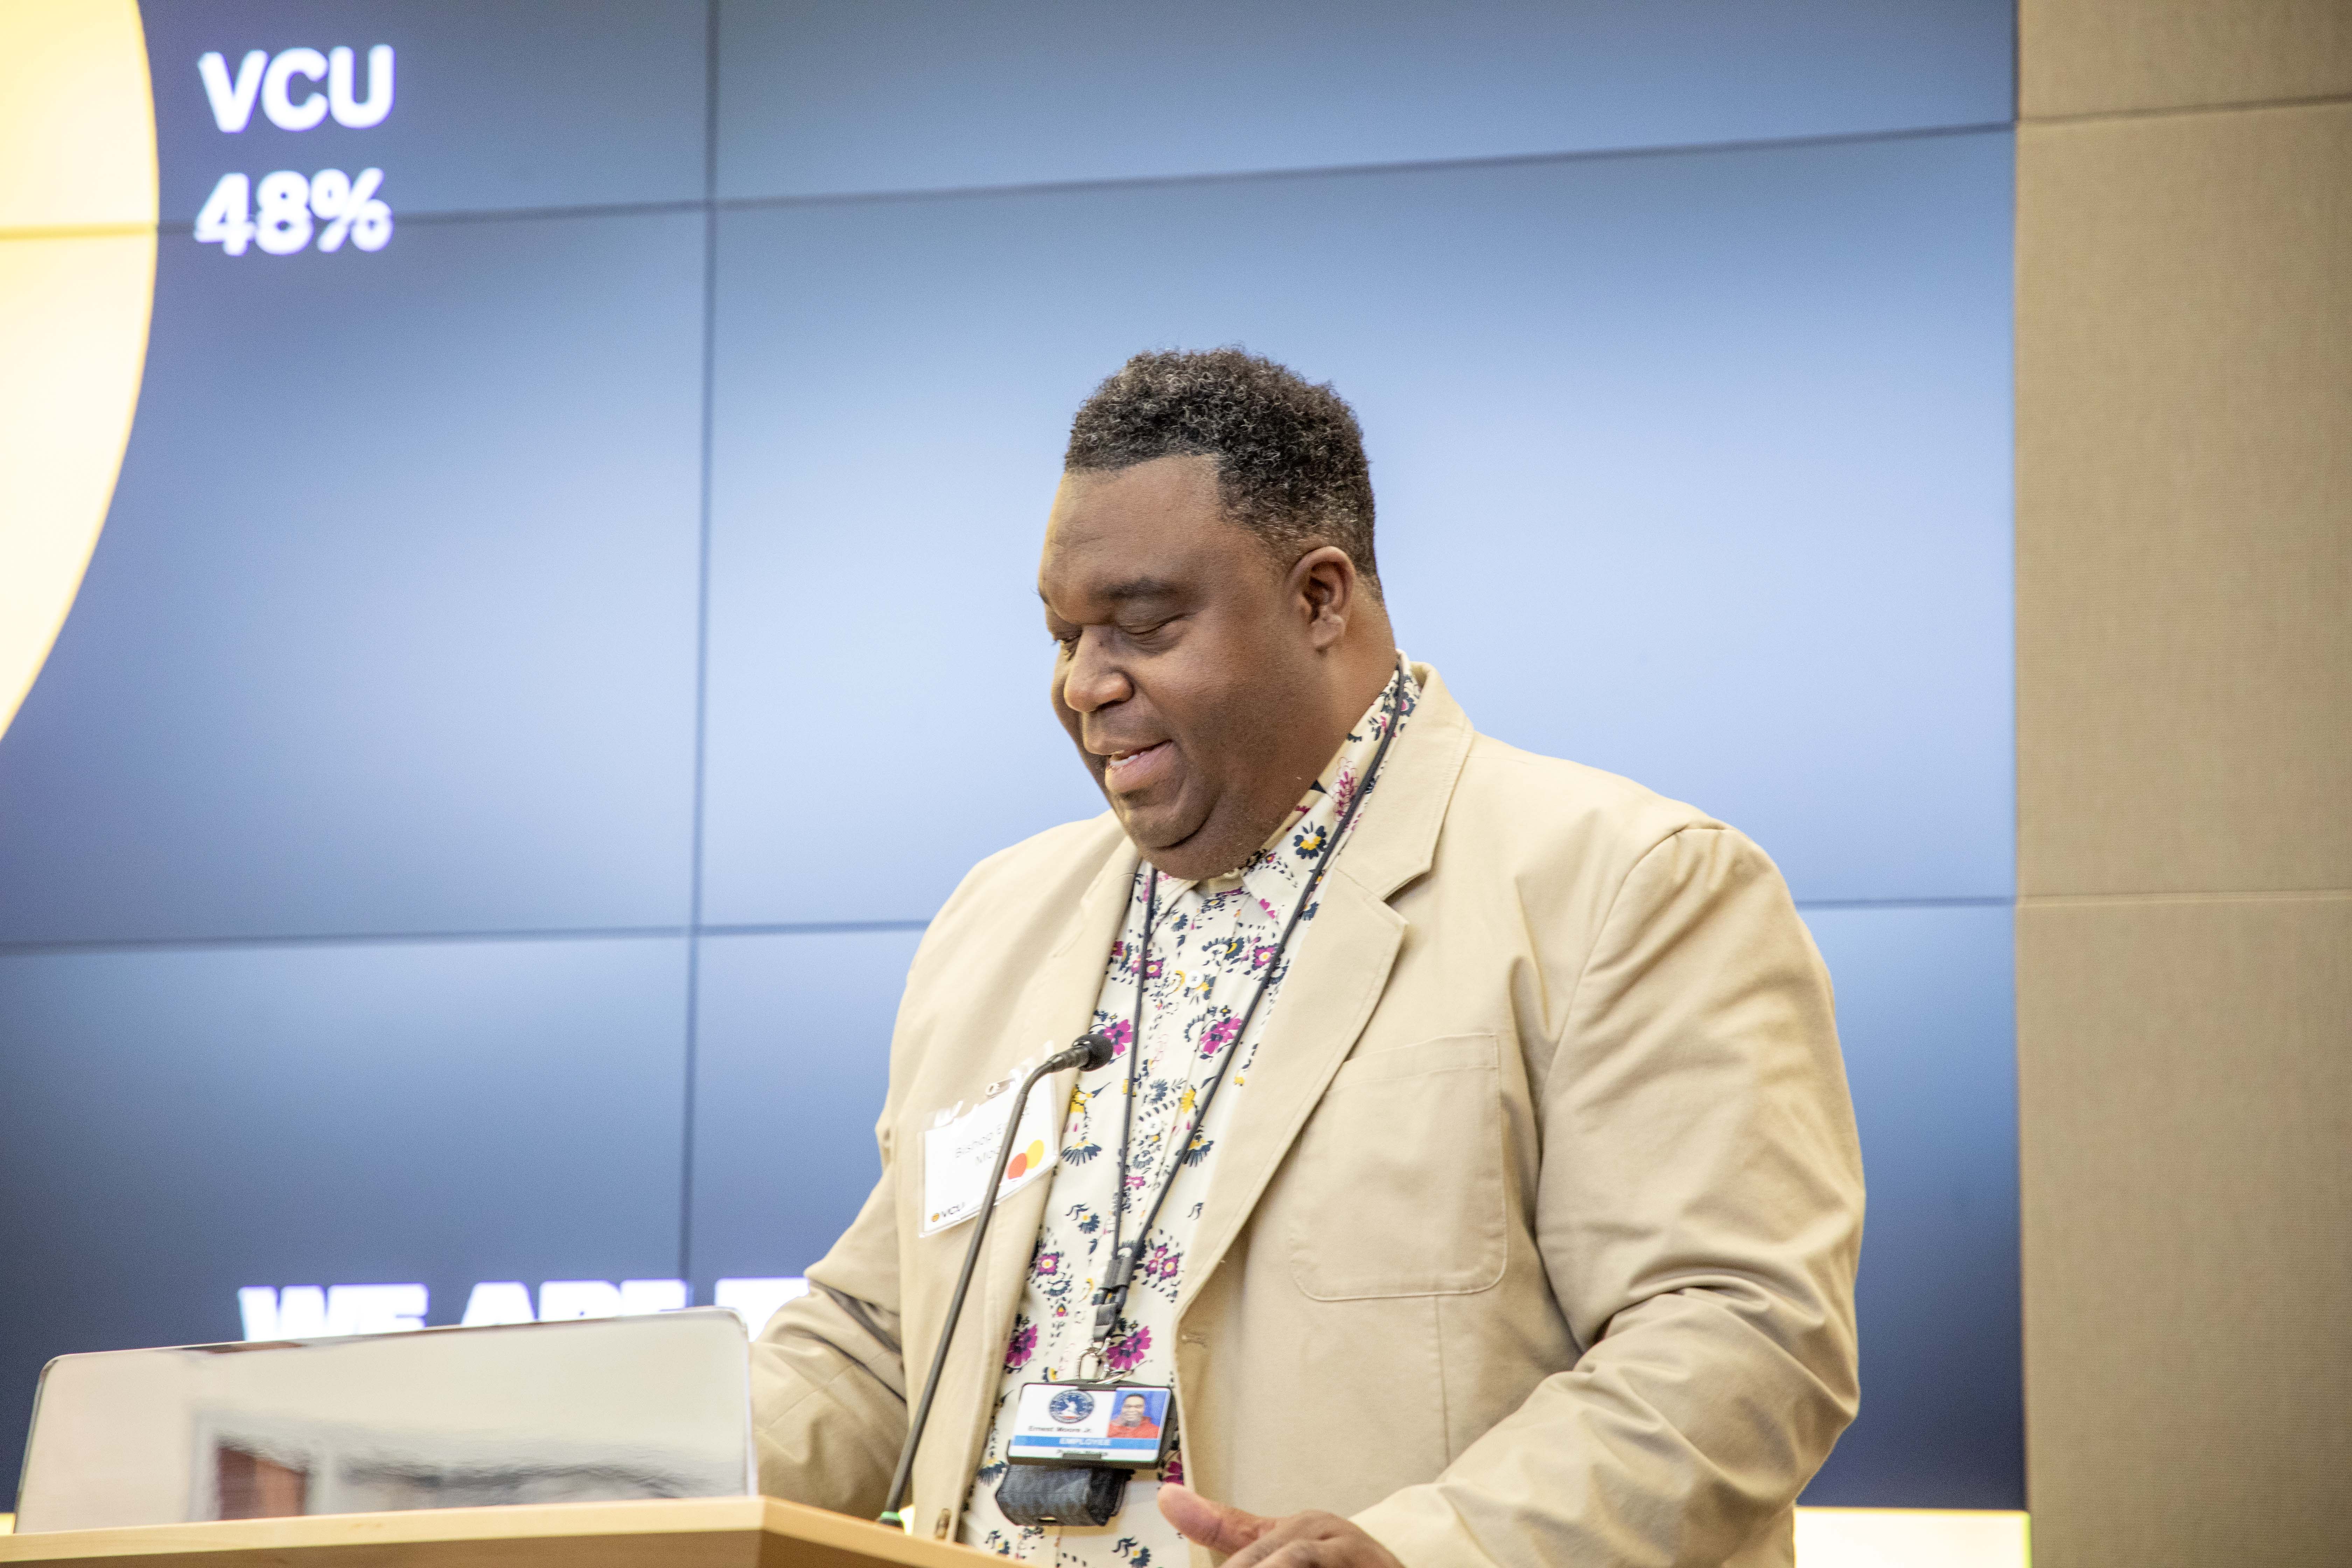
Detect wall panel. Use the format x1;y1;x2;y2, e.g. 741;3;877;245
2016;7;2351;1561
0;210;705;944
719;0;2011;200
0;934;693;1507
1799;905;2022;1510
2022;0;2352;118
2018;895;2352;1564
142;0;709;222
687;929;923;1297
2017;101;2352;898
705;132;2015;926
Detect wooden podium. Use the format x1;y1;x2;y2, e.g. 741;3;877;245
0;1498;991;1568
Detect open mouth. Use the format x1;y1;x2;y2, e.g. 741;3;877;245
1101;740;1174;790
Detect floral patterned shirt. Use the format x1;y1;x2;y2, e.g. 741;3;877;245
962;664;1421;1567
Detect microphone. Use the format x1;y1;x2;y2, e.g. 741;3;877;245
1045;1032;1121;1076
878;1032;1118;1529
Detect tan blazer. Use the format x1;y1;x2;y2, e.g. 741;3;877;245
751;664;1864;1568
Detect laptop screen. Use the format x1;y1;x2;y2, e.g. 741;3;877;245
15;1309;754;1532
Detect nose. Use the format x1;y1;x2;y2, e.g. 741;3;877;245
1059;628;1132;716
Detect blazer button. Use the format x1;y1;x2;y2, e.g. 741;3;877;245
934;1508;952;1539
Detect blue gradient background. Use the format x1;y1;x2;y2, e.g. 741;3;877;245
0;0;2021;1513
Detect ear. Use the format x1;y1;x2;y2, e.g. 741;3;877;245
1289;545;1360;650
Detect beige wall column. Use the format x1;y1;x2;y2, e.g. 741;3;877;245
2016;3;2350;1564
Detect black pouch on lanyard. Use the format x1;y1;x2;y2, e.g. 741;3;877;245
994;1463;1129;1528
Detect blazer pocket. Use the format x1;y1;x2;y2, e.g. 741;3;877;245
1284;1034;1509;1301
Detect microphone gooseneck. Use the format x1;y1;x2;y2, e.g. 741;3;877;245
878;1031;1116;1528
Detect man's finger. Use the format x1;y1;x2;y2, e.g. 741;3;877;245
1225;1513;1401;1568
1228;1529;1320;1568
1222;1512;1329;1568
1252;1541;1336;1568
1157;1483;1273;1555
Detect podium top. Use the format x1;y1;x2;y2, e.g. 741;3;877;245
0;1497;995;1568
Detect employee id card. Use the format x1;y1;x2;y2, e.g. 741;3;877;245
1005;1382;1174;1468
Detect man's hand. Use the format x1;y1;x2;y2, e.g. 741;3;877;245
1158;1484;1405;1568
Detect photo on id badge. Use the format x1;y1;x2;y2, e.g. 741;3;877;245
1008;1383;1173;1467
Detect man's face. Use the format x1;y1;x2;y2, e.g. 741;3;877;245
1121;1396;1147;1419
1041;454;1329;881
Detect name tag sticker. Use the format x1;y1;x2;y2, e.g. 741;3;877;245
1006;1382;1173;1468
919;1070;1060;1236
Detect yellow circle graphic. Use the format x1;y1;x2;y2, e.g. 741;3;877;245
0;0;159;740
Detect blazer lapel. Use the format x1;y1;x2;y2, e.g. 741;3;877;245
1177;868;1404;1316
1176;664;1476;1315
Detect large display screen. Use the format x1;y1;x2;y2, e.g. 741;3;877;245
1;0;2019;1512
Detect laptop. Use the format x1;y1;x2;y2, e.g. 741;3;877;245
13;1309;754;1533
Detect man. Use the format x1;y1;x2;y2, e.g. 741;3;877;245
1108;1393;1164;1442
751;349;1863;1568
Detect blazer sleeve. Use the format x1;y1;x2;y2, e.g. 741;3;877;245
749;1135;911;1517
1353;826;1865;1568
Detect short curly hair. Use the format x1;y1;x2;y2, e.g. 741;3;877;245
1065;347;1380;597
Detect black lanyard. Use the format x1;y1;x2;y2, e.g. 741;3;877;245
1078;668;1408;1373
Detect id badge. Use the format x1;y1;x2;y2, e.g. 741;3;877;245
919;1055;1062;1237
1006;1382;1173;1469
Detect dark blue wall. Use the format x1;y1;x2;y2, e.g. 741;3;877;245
0;0;2019;1511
